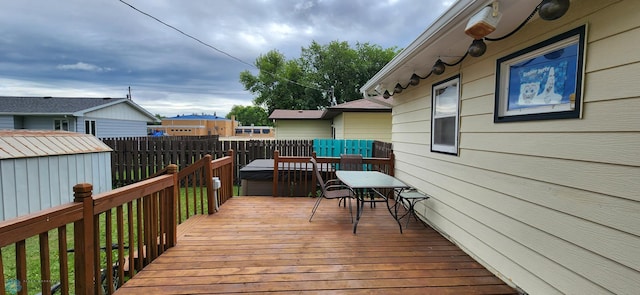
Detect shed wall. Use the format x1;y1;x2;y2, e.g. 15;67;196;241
390;0;640;294
0;152;112;221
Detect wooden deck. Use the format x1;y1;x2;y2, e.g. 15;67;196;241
116;197;517;294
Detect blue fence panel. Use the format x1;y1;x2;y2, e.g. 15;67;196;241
313;139;373;157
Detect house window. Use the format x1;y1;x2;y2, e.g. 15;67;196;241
85;120;96;136
431;75;460;155
54;119;69;131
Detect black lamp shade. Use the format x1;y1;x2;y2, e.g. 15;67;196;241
538;0;570;21
409;74;420;86
432;60;445;75
468;39;487;57
383;90;391;99
394;83;403;94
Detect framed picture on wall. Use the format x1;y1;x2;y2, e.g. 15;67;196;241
494;25;586;123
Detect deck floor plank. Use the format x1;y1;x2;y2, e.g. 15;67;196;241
116;197;517;294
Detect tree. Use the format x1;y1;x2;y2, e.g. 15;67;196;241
239;41;399;113
225;105;270;126
240;50;323;115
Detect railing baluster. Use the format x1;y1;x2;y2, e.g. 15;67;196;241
58;225;69;295
105;209;114;294
127;201;136;277
117;205;125;289
16;240;27;295
0;247;5;295
39;232;51;295
136;198;143;272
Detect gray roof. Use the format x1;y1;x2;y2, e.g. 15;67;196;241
0;96;129;115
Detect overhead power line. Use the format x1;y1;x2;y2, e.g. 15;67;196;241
117;0;325;93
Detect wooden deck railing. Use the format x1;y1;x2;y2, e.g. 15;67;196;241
0;151;236;295
272;150;395;197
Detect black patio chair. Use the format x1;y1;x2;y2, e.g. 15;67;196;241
309;157;355;223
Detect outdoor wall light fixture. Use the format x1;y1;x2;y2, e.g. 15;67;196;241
409;73;422;86
383;90;391;99
379;0;570;98
394;83;404;94
538;0;570;20
432;59;446;75
467;39;487;57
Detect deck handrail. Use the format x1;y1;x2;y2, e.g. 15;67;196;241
0;152;236;295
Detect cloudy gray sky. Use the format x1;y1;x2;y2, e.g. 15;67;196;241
0;0;454;117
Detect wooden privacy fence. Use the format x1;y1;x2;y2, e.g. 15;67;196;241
102;136;391;188
0;152;235;295
272;150;395;197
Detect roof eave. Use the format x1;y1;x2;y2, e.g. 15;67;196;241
360;0;486;96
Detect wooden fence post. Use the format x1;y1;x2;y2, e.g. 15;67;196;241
73;183;95;295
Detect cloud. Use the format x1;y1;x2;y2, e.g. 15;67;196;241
0;0;453;117
57;62;113;72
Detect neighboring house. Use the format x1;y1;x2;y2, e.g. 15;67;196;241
155;114;239;137
324;97;392;142
269;110;330;140
360;0;639;294
0;96;159;138
269;97;391;141
0;130;112;221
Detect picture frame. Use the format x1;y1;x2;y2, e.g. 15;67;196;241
494;25;586;123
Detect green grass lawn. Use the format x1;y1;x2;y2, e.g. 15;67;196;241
1;186;225;294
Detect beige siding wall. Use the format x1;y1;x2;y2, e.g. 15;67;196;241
274;120;332;139
341;113;392;141
391;0;640;294
332;115;344;139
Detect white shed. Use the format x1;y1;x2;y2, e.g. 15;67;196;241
0;130;112;221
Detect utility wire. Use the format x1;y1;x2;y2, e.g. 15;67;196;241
117;0;325;92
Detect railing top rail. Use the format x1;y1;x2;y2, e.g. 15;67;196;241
211;155;233;169
0;202;83;248
93;173;175;214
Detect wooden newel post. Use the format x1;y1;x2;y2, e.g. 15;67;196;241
73;183;95;295
273;150;280;197
204;155;215;215
166;164;179;247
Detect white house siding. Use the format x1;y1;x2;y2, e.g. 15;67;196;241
85;102;153;121
391;0;639;294
0;116;13;129
77;117;149;138
274;120;331;139
22;116;77;131
0;152;111;221
341;112;391;142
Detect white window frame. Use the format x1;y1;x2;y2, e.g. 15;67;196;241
54;119;69;131
431;75;460;155
85;119;96;136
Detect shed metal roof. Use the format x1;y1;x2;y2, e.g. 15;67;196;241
0;130;112;159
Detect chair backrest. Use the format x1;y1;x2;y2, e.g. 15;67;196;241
309;157;326;193
340;154;363;171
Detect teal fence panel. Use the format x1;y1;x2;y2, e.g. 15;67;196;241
313;139;373;157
